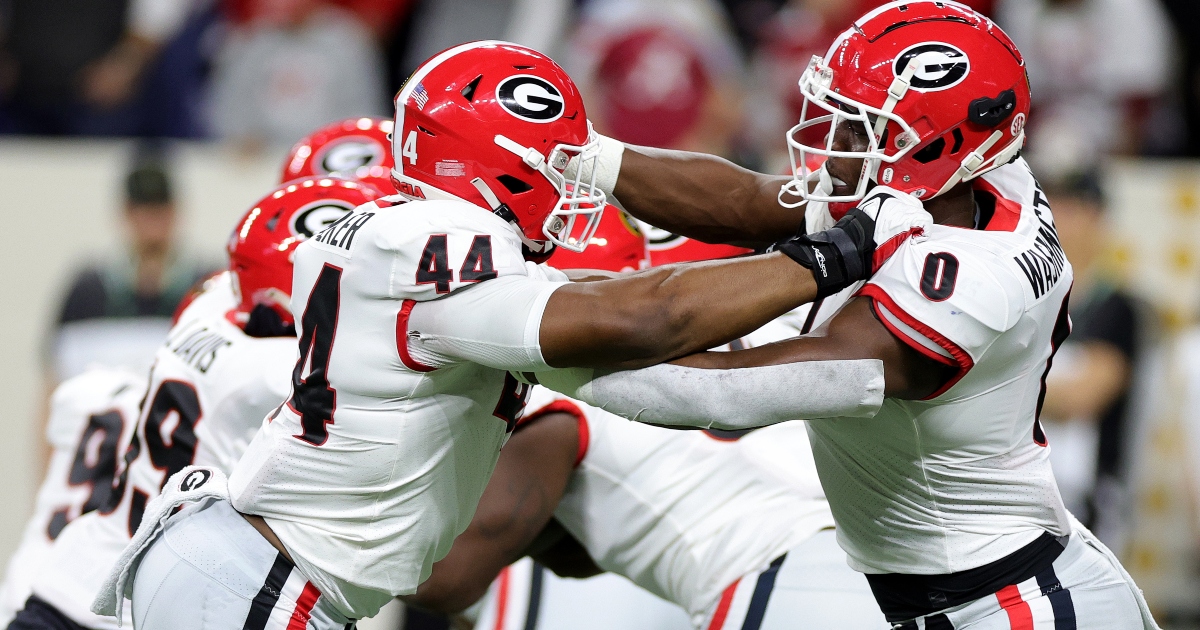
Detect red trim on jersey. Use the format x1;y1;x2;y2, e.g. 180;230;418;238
996;584;1034;630
858;284;974;399
872;227;925;273
493;567;512;630
516;399;590;467
706;579;740;630
973;180;1023;232
286;582;322;630
396;299;437;372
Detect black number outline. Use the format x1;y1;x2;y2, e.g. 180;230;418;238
459;235;498;283
1034;292;1072;446
493;373;531;433
416;234;454;294
920;252;960;302
289;263;342;446
46;409;126;540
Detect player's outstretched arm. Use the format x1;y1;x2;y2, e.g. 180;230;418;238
408;188;929;372
539;252;816;369
612;146;800;247
534;298;957;430
405;412;580;614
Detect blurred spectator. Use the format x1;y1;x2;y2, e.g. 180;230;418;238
398;0;574;88
566;0;752;264
209;0;387;148
46;151;216;384
1040;172;1146;553
995;0;1174;179
0;0;216;137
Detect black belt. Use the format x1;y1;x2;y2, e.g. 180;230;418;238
865;531;1068;622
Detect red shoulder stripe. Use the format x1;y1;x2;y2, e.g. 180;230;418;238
517;399;590;467
973;179;1022;232
396;299;437;372
858;284;974;400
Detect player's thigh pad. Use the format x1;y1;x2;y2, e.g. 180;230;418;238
709;530;888;630
131;500;347;630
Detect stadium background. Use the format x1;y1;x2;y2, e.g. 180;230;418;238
4;0;1200;627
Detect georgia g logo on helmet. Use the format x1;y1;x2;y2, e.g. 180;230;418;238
496;75;565;122
894;42;970;91
317;138;386;175
291;200;355;238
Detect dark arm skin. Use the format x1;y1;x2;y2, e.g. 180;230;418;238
612;146;803;247
529;519;604;579
541;253;818;370
406;412;581;614
675;297;957;400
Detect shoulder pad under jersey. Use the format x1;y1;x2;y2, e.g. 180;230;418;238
860;232;1026;372
326;198;532;302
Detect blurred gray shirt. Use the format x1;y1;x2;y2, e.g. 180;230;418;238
209;6;387;146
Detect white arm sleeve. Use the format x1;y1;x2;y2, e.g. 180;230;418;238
406;275;567;371
532;360;885;429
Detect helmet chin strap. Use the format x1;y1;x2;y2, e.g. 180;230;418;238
469;177;552;254
934;130;1005;198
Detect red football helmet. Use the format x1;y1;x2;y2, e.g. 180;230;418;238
548;209;649;272
281;117;396;194
780;1;1029;214
227;177;382;329
390;41;606;256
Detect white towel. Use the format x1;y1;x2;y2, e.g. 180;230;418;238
91;466;230;626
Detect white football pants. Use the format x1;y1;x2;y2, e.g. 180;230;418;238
890;526;1158;630
473;558;693;630
474;530;887;630
130;499;352;630
702;530;889;630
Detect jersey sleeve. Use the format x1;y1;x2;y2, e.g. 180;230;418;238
404;274;567;372
859;238;1025;398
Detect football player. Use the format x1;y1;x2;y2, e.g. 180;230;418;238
96;41;931;630
407;234;882;630
280;116;397;194
5;179;379;630
535;2;1159;628
0;368;143;627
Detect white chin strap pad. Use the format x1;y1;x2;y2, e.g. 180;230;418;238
534;359;885;430
563;133;624;199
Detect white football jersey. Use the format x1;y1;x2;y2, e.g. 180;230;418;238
538;386;835;625
31;272;297;629
0;368;143;626
804;158;1073;575
229;198;567;619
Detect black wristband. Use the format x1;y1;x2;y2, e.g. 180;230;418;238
775;206;878;297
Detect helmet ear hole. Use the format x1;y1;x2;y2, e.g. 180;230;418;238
497;175;533;195
913;137;947;164
950;128;965;154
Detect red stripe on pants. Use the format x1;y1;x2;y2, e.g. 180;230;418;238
287;583;321;630
706;579;740;630
996;584;1034;630
493;567;512;630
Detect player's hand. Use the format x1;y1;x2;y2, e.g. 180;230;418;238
774;187;931;296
